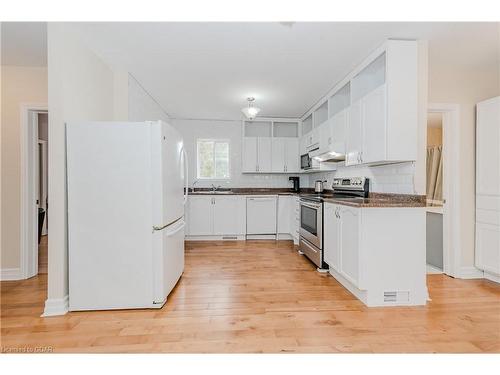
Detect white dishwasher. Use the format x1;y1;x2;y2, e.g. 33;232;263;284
246;196;277;235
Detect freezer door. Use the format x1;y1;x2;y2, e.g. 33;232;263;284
153;217;185;304
151;121;185;228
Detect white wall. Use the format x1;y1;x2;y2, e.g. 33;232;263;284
46;24;172;312
306;162;416;194
47;23;116;307
171;118;308;189
0;66;47;270
128;75;169;122
428;26;500;268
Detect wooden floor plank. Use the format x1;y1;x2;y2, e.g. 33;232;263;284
1;240;499;353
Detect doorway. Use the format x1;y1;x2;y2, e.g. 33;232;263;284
426;112;444;274
20;104;48;279
426;103;461;278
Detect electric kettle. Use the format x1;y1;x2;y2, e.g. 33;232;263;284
314;180;327;193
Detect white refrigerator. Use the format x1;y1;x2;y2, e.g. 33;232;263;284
66;121;187;311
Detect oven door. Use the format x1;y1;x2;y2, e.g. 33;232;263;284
299;200;322;248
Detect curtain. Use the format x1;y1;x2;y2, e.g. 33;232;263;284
426;146;443;206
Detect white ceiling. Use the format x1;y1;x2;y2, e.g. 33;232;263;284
3;22;498;119
1;22;47;66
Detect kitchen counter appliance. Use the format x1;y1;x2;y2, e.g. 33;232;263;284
299;177;369;270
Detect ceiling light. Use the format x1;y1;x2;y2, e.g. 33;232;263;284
241;97;261;120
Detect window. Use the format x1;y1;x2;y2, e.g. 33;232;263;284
196;139;230;179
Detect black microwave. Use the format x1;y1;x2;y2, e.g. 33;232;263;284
301;153;312;169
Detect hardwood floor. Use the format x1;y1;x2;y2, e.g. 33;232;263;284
38;235;48;275
1;240;499;353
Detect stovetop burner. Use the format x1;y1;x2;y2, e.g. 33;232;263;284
300;177;370;203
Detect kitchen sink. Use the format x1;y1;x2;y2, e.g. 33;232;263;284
191;190;233;194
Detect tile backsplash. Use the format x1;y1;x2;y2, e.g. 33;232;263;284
307;161;416;194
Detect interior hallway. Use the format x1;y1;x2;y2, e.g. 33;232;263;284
1;240;499;353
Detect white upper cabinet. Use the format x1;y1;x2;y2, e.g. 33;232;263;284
243;120;299;174
242;137;258;172
346;99;363;166
305;39;419;167
361;84;386;164
284;138;299;172
257;137;272;172
271;138;286;172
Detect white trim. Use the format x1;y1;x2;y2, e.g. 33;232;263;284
38;140;49;235
458;267;484;279
20;103;48;280
0;268;22;281
426;264;443;274
427;103;461;278
483;271;500;284
42;295;69;317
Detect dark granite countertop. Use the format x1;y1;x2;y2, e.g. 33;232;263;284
188;189;426;208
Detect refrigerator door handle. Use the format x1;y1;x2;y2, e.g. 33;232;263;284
182;148;189;205
165;219;186;237
153;217;183;232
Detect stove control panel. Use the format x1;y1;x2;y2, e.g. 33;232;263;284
332;177;368;191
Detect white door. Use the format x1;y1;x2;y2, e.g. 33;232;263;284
271;138;286;172
324;204;340;271
346;99;363;166
246;196;277;234
154;218;185;303
331;108;348;156
277;196;291;234
362;85;386;164
476;222;500;275
339;206;360;286
257;137;272;172
213;196;241;235
242;137;258;173
187;196;213;235
285;138;300;173
476;97;500;196
160;122;185;226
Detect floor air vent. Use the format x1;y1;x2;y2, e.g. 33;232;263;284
384;291;410;303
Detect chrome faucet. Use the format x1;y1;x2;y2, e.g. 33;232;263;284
211;184;221;192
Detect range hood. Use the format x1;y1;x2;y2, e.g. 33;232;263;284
309;148;346;162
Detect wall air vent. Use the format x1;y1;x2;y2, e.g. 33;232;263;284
222;236;238;240
384;291;410;303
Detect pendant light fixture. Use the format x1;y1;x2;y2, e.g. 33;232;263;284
241;97;261;120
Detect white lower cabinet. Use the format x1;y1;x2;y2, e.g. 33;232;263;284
323;202;427;307
186;196;213;236
277;195;291;234
187;195;246;238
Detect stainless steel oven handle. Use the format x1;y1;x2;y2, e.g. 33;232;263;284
300;201;322;210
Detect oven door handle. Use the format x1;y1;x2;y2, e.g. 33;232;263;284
300;202;322;210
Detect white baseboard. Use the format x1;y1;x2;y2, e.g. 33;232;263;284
426;264;443;274
484;271;500;284
42;295;69;317
0;268;22;281
459;266;484;279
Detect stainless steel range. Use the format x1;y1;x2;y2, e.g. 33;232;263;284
299;177;369;270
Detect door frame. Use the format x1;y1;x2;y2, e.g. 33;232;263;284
20;103;48;279
427;103;461;278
